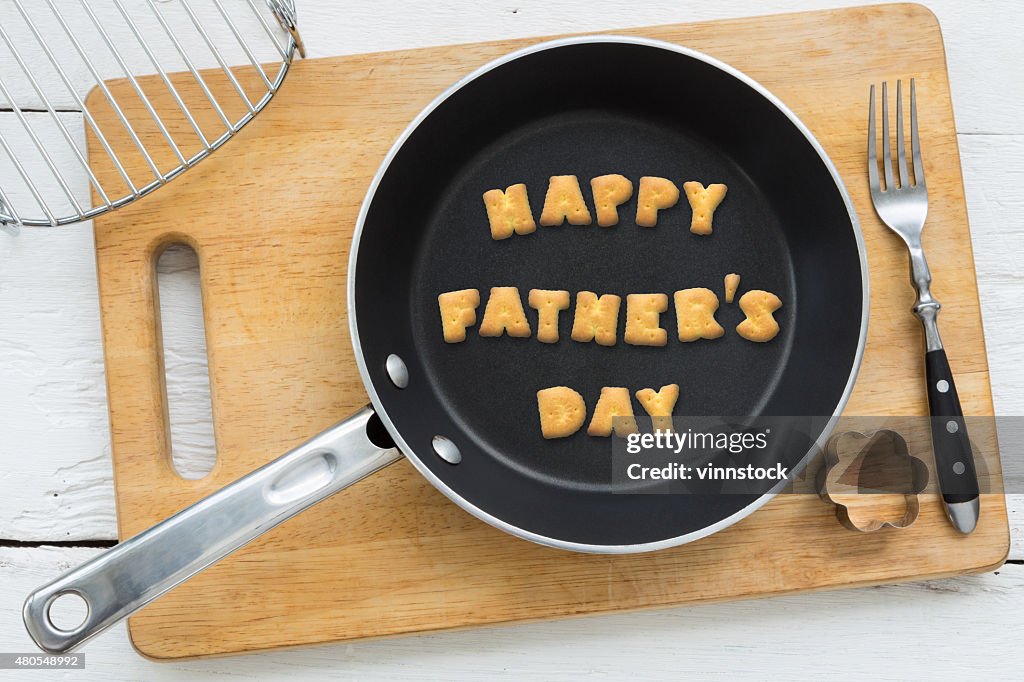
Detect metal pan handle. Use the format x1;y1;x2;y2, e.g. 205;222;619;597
23;407;402;653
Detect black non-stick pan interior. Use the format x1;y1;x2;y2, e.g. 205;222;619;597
353;40;864;549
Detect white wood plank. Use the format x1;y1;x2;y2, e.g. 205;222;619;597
2;546;1023;678
1;1;1022;136
0;111;90;224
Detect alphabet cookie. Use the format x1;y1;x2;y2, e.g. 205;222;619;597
724;273;740;304
673;288;725;342
635;176;680;227
528;289;570;343
537;386;587;439
570;291;622;346
588;387;638;437
635;384;679;432
683;181;728;235
438;288;480;343
482;183;536;240
540;175;592;226
479;286;532;338
736;289;782;342
590;174;633;227
624;293;669;347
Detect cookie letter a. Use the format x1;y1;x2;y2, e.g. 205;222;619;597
588;387;638;437
479;287;532;338
540;175;593;226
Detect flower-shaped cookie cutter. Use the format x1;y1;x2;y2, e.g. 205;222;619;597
818;429;930;532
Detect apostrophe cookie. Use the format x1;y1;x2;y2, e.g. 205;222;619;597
635;176;680;227
683;181;728;235
528;289;570;343
587;387;639;437
482;184;536;240
590;174;633;227
673;288;725;342
724;273;740;304
624;293;669;347
537;386;586;439
479;286;532;338
635;384;679;432
570;291;621;346
540;175;593;226
736;289;782;342
438;288;480;343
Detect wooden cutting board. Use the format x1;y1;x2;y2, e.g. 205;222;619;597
89;3;1009;660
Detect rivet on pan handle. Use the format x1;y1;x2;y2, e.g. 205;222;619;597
23;407;401;654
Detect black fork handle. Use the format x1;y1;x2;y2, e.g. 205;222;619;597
925;349;980;504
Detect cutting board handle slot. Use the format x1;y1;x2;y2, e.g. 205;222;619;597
152;237;218;481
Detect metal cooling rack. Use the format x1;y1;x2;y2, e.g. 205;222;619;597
0;0;304;234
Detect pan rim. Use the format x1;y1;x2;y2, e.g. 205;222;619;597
348;35;870;553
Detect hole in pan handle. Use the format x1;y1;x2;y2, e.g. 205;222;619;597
22;407;402;654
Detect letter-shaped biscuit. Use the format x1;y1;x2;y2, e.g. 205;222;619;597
635;177;680;227
540;175;592;226
674;288;725;342
624;293;669;347
590;174;633;227
438;288;480;343
537;386;587;439
588;387;638;437
570;291;621;346
635;384;680;433
736;289;782;342
478;287;531;338
483;184;536;240
683;181;728;235
528;289;570;343
724;273;741;304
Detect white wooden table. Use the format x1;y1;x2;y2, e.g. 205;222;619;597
1;1;1022;679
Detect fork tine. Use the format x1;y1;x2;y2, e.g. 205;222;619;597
868;84;880;192
881;81;895;192
896;80;909;189
910;78;925;187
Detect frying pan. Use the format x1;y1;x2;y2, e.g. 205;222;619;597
24;36;867;653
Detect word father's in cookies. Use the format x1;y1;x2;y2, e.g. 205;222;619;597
438;286;782;345
483;175;727;240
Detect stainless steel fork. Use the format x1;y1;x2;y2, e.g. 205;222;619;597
867;79;979;533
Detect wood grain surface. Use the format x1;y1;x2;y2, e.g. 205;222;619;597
87;3;1009;659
